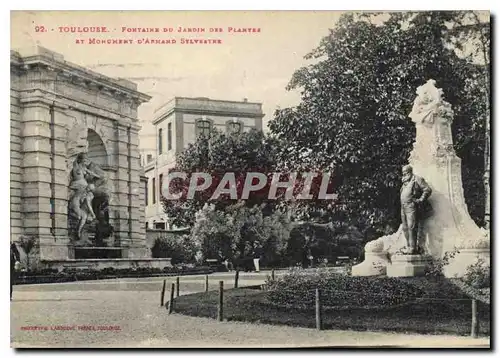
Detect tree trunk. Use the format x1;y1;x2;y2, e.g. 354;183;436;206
484;102;490;230
472;11;490;230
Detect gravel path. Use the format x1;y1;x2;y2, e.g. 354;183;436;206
10;273;490;348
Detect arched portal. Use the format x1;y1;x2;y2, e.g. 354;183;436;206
87;129;108;166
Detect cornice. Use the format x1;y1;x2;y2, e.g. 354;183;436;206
153;108;265;125
11;47;151;106
17;88;142;123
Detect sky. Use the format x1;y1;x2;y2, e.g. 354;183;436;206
11;11;344;152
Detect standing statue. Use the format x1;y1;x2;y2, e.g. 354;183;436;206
400;165;432;254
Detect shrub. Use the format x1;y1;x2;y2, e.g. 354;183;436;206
18;235;40;271
462;259;490;289
424;248;460;277
100;267;116;275
343;262;353;276
151;235;197;264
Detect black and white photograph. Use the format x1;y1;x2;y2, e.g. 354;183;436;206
8;9;491;349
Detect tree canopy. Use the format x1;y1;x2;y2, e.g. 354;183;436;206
162;128;279;227
268;11;488;236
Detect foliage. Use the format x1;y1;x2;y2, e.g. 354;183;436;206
268;11;488;238
462;258;490;289
266;268;475;310
162;129;279;227
15;266;217;285
150;234;197;265
285;223;364;267
18;235;39;271
172;287;490;336
343;262;353;276
190;201;292;264
424;248;460;277
266;268;424;308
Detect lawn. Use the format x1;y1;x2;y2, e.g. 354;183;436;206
170;277;491;337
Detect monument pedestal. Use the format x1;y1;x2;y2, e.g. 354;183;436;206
351;247;389;276
39;236;72;260
444;248;490;278
387;254;432;277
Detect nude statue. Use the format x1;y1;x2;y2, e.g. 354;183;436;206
68;153;101;241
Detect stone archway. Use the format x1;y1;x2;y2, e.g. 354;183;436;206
87;129;108;167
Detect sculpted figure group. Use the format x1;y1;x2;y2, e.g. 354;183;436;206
68;153;111;244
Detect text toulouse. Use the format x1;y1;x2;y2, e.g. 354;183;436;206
57;26;260;33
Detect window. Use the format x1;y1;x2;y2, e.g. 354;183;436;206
159;174;164;199
50;198;55;219
147;154;153;163
145;180;149;206
158;128;163;154
154;222;166;230
152;177;156;204
167;123;172;150
197;119;212;137
228;121;242;134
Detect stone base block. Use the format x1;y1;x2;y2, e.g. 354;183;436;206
39;237;71;260
127;247;150;259
41;258;173;271
444;248;490;278
74;247;122;259
387;254;432;277
352;252;390;276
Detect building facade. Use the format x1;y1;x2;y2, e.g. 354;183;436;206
144;97;264;229
10;46;170;268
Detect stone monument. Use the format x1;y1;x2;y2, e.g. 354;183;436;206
10;46;172;269
352;79;489;278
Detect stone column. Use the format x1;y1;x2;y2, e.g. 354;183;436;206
51;103;72;258
128;124;149;258
113;122;132;257
20;97;70;260
10;87;23;243
139;174;148;232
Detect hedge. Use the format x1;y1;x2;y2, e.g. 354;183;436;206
266;268;473;309
14;265;216;285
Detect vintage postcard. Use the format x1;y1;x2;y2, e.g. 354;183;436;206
10;10;490;348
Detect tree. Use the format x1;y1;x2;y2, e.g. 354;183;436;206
190;202;292;264
269;11;488;238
